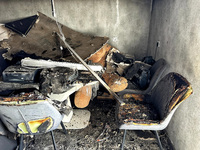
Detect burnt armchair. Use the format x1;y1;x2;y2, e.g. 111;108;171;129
0;91;66;150
117;72;193;150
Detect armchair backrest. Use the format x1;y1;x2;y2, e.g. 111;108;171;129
144;58;167;94
150;72;193;120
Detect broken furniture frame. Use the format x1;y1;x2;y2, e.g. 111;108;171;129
117;72;193;150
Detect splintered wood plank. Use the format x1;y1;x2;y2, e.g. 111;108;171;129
1;12;109;62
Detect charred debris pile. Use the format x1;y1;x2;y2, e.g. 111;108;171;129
0;12;158;130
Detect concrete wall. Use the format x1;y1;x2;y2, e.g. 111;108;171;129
148;0;200;149
0;0;151;60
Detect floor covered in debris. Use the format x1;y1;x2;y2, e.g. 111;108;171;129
24;98;174;150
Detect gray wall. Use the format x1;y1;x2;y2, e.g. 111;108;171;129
0;0;151;60
148;0;200;149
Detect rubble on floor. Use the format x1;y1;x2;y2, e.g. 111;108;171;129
23;98;175;150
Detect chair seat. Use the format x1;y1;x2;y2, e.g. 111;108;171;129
117;94;179;130
118;99;160;126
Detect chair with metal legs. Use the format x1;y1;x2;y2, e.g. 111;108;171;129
0;91;67;150
117;72;193;150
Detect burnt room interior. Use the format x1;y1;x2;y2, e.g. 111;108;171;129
0;0;199;150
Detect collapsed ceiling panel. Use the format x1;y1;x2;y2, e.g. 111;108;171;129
0;12;109;62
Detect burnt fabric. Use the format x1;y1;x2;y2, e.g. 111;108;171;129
112;52;134;64
142;56;155;65
118;98;159;125
132;68;150;89
150;73;191;119
124;64;151;90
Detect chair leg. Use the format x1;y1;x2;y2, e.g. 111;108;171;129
33;135;36;144
19;134;24;150
60;121;67;135
51;131;57;150
154;131;163;150
121;129;127;150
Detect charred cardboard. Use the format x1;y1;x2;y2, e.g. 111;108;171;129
1;12;109;62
